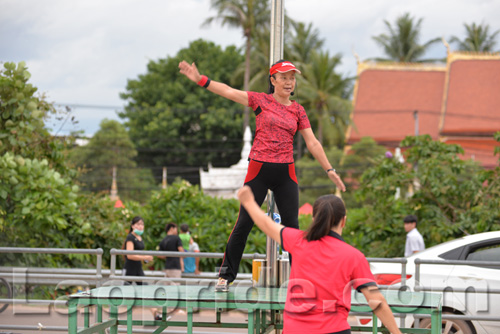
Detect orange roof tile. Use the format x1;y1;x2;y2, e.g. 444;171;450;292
441;58;500;136
299;202;313;215
349;65;445;145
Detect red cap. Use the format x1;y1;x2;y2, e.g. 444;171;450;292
269;61;301;75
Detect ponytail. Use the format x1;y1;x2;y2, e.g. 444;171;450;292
304;195;346;242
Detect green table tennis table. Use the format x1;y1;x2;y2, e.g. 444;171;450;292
68;284;441;334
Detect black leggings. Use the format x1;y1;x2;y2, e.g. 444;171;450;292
219;160;299;282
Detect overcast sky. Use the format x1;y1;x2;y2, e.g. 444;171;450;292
2;0;499;136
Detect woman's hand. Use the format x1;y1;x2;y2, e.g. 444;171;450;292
237;185;255;206
328;170;346;192
144;255;154;262
178;61;202;83
237;186;283;244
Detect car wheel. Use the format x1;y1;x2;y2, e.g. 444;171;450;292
419;314;474;334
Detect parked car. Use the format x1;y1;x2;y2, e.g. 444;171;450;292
356;231;500;334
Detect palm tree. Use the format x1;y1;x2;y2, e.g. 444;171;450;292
299;50;353;146
289;21;324;64
243;13;300;93
450;22;500;52
372;13;442;62
203;0;270;130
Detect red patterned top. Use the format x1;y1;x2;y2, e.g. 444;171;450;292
247;92;311;163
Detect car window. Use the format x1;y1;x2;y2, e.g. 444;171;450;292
465;244;500;269
439;246;464;260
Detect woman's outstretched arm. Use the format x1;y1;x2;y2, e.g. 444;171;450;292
237;186;283;244
178;61;248;106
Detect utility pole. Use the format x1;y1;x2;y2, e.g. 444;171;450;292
413;110;419;136
265;0;285;289
412;110;420;193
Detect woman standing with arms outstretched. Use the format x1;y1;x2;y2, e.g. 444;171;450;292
178;60;346;291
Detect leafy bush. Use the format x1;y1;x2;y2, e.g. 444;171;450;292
349;135;500;258
137;180;266;273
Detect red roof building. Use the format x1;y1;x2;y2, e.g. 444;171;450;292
299;202;313;215
347;51;500;168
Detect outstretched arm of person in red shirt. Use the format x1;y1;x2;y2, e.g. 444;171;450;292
178;60;249;106
361;286;402;334
238;186;284;244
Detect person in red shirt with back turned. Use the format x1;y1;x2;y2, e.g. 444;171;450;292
237;185;402;334
179;59;346;292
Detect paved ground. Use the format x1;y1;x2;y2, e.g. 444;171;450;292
0;304;362;334
0;304;257;334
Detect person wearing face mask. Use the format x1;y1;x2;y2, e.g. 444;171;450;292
122;217;161;319
178;59;346;292
122;216;154;285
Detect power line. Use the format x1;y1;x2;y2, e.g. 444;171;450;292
54;103;124;110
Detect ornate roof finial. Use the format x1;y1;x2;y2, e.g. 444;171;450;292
442;37;450;55
352;47;361;64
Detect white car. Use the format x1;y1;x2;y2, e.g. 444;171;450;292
358;231;500;334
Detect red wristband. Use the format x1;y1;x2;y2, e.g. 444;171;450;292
197;75;208;87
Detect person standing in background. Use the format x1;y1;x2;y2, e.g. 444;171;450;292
403;215;425;257
179;223;200;275
122;216;158;320
158;223;184;278
122;216;153;285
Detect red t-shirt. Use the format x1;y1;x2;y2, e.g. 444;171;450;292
247;92;311;163
281;228;376;334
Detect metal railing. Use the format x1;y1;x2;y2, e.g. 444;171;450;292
3;248;500;332
108;248;265;285
0;247;265;333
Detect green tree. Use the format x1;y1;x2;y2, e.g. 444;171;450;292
0;153;80;247
372;13;442;62
289;21;324;64
0;62;81;258
348;135;500;257
450;22;500;52
298;50;353;146
204;0;270;130
341;137;387;208
119;40;245;182
0;62;71;175
68;119;155;202
0;62;131;269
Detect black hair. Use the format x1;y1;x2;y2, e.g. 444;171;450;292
180;223;189;233
268;59;285;94
403;215;418;225
304;195;346;242
122;216;144;254
165;222;178;233
128;216;143;233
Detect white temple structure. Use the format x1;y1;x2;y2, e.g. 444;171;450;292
200;126;252;198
